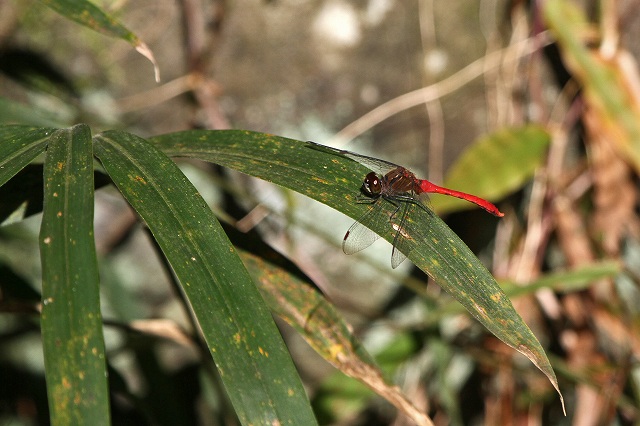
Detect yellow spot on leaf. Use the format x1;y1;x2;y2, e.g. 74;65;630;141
473;302;488;319
329;344;343;359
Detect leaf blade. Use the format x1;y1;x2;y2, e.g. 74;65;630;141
40;124;110;425
38;0;159;81
93;130;316;425
0;125;53;187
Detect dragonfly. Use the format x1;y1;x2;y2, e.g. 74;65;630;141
308;141;504;268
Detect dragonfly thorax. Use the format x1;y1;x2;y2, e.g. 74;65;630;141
362;172;382;197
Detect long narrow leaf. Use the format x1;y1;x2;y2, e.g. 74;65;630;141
0;125;53;186
40;124;109;425
93;131;316;425
150;129;565;411
38;0;159;81
0;126;54;225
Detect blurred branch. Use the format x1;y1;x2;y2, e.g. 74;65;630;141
328;32;552;146
179;0;229;129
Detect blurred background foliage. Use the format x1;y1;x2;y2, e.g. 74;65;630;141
1;0;640;424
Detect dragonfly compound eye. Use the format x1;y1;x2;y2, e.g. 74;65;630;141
362;172;381;196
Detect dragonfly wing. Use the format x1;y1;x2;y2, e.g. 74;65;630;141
342;220;380;255
391;247;408;269
306;141;399;176
342;202;388;255
389;200;415;268
343;198;420;269
339;151;399;176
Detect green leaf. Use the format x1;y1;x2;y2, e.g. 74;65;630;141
40;124;110;425
431;125;550;214
0;125;53;187
150;129;565;412
544;0;640;173
38;0;159;81
92;130;316;426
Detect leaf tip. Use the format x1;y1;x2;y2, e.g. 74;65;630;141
517;344;565;415
135;42;160;83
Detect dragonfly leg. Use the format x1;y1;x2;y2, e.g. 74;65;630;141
389;202;402;221
383;193;430;214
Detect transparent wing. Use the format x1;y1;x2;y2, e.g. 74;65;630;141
343;198;422;269
342;202;385;255
307;140;399;176
389;201;415;269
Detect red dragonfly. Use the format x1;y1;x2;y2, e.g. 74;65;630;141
309;141;504;268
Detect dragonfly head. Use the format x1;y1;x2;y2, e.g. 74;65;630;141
362;171;382;197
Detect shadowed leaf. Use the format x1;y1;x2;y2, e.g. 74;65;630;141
93;130;316;425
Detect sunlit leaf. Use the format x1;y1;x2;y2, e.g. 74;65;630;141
431;125;550;214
